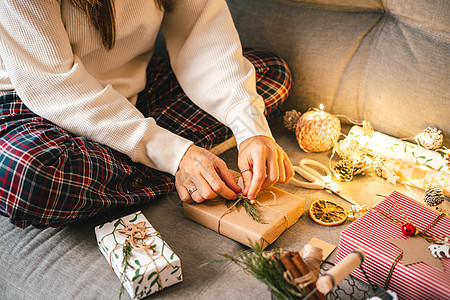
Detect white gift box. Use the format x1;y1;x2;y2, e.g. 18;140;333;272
95;211;182;299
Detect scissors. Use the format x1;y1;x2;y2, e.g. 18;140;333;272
289;158;358;206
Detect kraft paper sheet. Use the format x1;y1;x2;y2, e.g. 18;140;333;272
183;184;304;250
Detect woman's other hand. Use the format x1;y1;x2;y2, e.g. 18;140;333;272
238;136;294;200
175;145;241;203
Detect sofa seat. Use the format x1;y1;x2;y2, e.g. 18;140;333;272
1;122;448;299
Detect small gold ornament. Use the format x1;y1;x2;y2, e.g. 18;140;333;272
361;121;374;137
347;204;368;221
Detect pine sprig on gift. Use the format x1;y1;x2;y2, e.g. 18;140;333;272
241;197;267;224
119;243;133;300
226;194;266;224
202;241;303;300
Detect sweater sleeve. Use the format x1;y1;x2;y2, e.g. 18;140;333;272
0;0;193;175
161;0;274;147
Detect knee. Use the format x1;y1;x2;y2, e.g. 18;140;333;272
0;131;71;228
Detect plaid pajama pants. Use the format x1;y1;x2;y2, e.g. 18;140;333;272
0;49;291;229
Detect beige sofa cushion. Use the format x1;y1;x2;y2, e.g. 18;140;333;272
229;0;450;144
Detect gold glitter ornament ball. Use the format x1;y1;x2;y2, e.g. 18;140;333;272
295;109;341;152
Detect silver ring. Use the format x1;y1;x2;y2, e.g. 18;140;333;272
240;168;253;174
188;187;197;195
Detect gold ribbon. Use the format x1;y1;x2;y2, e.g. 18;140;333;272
110;220;164;291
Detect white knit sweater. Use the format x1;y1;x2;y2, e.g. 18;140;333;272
0;0;273;175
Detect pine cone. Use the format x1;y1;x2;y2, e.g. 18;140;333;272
353;154;371;175
416;127;443;150
424;186;445;207
333;159;354;181
283;109;302;132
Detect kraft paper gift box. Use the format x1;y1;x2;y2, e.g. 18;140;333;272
335;191;450;300
95;211;182;299
183;185;304;250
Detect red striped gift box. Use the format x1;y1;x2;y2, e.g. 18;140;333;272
335;191;450;300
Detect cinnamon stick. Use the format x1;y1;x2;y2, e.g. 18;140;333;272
280;252;301;278
280;252;317;299
291;252;327;300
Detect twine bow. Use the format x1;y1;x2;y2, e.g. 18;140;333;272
110;220;164;292
117;221;155;251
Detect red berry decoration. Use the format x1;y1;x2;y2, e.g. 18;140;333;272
401;223;417;236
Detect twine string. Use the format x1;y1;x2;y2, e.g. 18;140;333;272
384;253;403;290
254;190;290;229
109;220;164;290
284;270;316;290
217;196;243;234
217;190;289;244
371;203;447;243
283;246;322;293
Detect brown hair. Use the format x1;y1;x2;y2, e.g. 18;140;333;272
68;0;171;50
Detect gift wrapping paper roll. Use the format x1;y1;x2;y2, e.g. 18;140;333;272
381;159;450;197
335;191;450;300
346;126;449;173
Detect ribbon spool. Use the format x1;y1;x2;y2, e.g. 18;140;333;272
295;109;341;152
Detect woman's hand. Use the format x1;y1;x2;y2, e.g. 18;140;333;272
175;144;241;203
238;135;294;199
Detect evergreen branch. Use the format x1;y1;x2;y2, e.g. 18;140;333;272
225;194;267;224
242;198;267;224
202;241;303;300
119;243;133;300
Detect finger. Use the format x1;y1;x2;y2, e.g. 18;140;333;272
190;187;206;203
214;159;241;194
192;175;219;201
202;165;237;200
247;149;266;200
277;150;286;184
175;180;193;203
261;147;279;190
282;156;294;184
240;167;253;195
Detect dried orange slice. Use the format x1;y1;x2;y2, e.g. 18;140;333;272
309;199;347;226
